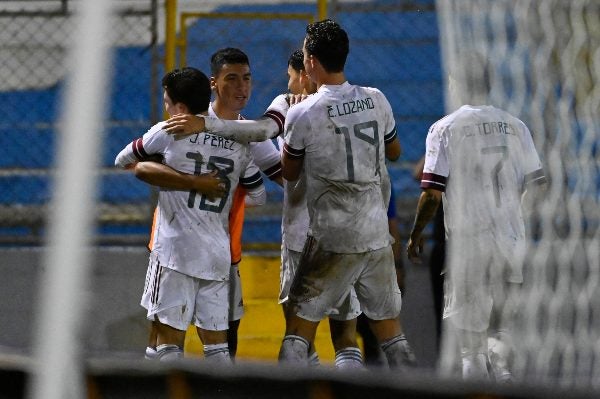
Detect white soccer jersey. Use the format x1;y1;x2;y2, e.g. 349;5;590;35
207;103;282;181
207;95;309;250
284;82;397;253
421;104;545;242
258;94;309;252
115;121;263;280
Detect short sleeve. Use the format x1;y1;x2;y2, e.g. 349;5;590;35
517;120;546;185
421;121;449;192
376;90;397;144
283;105;309;159
239;159;264;190
262;94;290;137
249;140;282;180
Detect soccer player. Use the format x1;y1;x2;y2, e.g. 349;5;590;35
407;104;547;381
168;50;411;369
356;181;405;367
165;49;366;369
413;155;445;353
133;48;282;360
279;19;415;370
114;67;266;362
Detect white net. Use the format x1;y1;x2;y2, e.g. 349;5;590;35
436;0;600;388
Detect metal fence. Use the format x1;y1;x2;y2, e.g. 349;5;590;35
0;0;160;245
0;0;442;245
327;0;443;234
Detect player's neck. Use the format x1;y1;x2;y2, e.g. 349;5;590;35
211;101;241;120
316;71;346;89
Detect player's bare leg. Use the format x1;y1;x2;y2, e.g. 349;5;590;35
368;317;416;370
227;319;240;360
197;327;231;364
144;321;159;359
329;318;363;369
155;321;186;361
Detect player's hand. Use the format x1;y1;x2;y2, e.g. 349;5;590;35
406;235;424;264
193;170;226;201
286;93;308;107
164;114;205;135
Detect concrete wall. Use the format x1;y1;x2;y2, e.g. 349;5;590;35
0;246;440;368
0;247;150;355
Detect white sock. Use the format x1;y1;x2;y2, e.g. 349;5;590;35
203;343;231;364
279;335;310;365
488;336;513;382
156;344;183;361
308;351;320;367
335;347;363;370
144;346;158;360
380;335;416;370
462;353;489;380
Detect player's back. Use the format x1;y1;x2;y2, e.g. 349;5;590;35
440;105;532;238
150;126;258;280
286;82;394;253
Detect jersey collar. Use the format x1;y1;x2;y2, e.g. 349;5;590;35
209;102;244;120
318;81;351;94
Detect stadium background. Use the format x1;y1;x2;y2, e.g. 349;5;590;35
1;0;596;398
0;0;439;246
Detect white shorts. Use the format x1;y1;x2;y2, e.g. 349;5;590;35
141;257;229;331
141;256;243;323
140;255;159;311
281;245;360;321
289;237;401;322
443;234;519;332
279;245;301;304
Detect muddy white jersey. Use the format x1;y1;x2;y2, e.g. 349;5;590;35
208;103;282;180
264;94;308;252
421;104;545;241
284;82;397;253
115;121;263;280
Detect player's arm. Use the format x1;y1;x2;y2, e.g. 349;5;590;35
113;126;224;198
384;126;401;161
114;137;144;169
281;143;304;181
521;169;548;214
165;95;291;143
250;140;284;188
114;135;165;169
244;185;266;207
239;167;267;208
407;188;442;264
378;91;401;161
134;162;226;200
165;114;282;143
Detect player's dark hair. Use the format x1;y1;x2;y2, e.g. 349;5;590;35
304;19;348;73
161;67;211;114
288;49;305;72
210;47;250;77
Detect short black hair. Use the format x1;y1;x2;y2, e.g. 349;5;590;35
161;67;211;114
304;19;349;73
288;49;304;72
210;47;250;77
